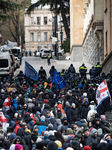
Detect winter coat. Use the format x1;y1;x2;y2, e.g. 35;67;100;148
70;107;79;123
86;129;100;149
13;99;18;111
89;67;96;78
80;103;89;119
68;64;76;74
37;120;48;135
64;106;71;121
32;106;41;114
3;140;10;150
97;142;108;150
55;119;62;131
93;122;105;134
49;118;58;130
13;136;29;150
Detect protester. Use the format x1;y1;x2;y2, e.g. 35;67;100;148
0;63;112;150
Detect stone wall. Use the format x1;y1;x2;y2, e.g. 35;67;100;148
83;27;104;65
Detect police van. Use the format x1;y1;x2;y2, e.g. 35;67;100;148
41;49;52;58
0;51;14;77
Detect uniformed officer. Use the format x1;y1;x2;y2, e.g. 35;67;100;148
95;62;102;76
47;54;51;65
79;63;87;78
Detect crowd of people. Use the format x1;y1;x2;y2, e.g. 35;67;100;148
0;63;112;150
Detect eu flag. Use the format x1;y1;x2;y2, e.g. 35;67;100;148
25;61;38;81
52;69;66;89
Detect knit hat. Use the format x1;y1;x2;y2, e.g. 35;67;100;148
100;115;106;120
72;103;75;107
34;84;37;88
48;124;53;130
74;122;80;127
15;144;23;150
83;146;91;150
44;131;49;136
33;125;39;130
66;101;70;105
44;99;49;104
57;112;62;118
55;140;62;148
66;147;74;150
8;133;16;140
40;115;45;121
48;142;58;150
9;144;15;150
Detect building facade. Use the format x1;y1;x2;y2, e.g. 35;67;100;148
24;8;66;52
102;0;112;74
70;0;104;66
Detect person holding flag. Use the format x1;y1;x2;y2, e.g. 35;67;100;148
96;80;111;115
25;61;38;81
52;69;66;89
0;109;7;130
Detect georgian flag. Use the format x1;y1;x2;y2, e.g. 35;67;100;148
0;112;7;129
2;97;11;111
96;80;110;107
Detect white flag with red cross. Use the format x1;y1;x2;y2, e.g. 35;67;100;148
0;112;7;129
96;80;110;107
2;97;11;111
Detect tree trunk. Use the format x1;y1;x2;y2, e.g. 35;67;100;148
59;0;70;39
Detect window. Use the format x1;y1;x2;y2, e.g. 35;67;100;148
44;17;47;25
0;59;8;68
60;32;63;41
37;17;41;25
44;32;48;41
37;32;41;41
30;17;34;25
30;33;34;42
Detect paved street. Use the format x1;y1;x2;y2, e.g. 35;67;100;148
14;56;69;78
14;56;92;78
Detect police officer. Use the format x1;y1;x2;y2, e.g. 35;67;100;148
60;69;65;79
79;63;87;78
47;54;51;65
89;66;96;78
95;62;102;76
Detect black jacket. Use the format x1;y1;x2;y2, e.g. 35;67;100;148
70;107;79;123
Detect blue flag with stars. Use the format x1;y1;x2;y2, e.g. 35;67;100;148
25;61;38;81
52;69;66;89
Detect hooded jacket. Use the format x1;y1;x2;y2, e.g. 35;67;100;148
86;128;100;147
13;136;29;150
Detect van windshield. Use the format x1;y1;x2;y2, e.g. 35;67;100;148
44;50;51;53
0;59;8;68
11;49;20;56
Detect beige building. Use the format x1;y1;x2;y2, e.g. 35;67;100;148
24;8;66;52
102;0;112;74
70;0;104;65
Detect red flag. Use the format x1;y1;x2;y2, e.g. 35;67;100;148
2;97;11;111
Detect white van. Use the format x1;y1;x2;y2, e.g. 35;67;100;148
0;52;14;77
41;49;52;58
11;47;21;57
